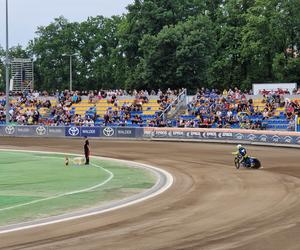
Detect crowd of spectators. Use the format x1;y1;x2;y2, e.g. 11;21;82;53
0;90;82;125
1;87;300;130
181;87;299;130
0;88;181;127
101;89;177;127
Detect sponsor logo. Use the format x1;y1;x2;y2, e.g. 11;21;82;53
235;133;243;140
103;127;114;137
117;129;132;135
247;134;256;141
172;131;184;136
143;131;152;137
68;126;80;136
190;132;201;137
17;127;31;132
272;135;280;143
206;132;217;137
259;135;268;142
203;132;217;138
284;136;293;144
36;126;47;136
82;128;97;134
155;131;168;136
296;137;300;144
219;132;233;138
5;126;15;135
48;128;64;134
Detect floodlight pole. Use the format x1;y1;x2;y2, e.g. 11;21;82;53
69;55;72;92
62;53;77;92
5;0;10;124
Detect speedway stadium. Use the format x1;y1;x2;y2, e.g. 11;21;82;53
0;88;300;250
1;0;300;249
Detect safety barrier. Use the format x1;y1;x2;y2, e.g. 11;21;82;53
0;125;299;146
0;125;143;139
144;127;300;146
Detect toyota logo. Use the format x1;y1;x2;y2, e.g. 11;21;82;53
68;126;80;136
5;126;15;135
103;127;114;137
36;126;46;136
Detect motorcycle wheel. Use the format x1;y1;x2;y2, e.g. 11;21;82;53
234;157;240;169
250;158;261;169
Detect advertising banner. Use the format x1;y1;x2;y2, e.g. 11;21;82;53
15;126;35;136
146;128;300;145
0;125;299;147
0;125;17;136
135;127;144;138
100;127;116;138
98;127;144;138
252;83;297;95
115;127;136;138
0;126;49;137
48;126;65;137
81;127;101;137
65;126;81;137
65;126;100;137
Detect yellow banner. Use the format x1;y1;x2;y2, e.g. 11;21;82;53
298;118;300;124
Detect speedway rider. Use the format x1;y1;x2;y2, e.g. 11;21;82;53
235;144;251;167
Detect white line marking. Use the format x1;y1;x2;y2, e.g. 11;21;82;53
0;148;173;234
0;157;114;212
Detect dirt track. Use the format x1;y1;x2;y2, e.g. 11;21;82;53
0;138;300;250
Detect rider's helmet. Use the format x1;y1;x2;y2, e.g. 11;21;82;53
237;144;242;149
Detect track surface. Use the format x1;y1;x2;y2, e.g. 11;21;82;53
0;138;300;250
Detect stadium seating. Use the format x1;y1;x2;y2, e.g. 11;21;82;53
1;91;299;131
71;98;161;126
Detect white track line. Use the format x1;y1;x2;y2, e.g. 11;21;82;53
0;149;173;234
0;159;114;212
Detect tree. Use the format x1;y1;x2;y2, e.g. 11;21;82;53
208;0;255;89
27;16;80;90
2;0;299;92
119;0;206;89
136;15;215;91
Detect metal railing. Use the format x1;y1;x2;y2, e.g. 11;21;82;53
159;89;187;121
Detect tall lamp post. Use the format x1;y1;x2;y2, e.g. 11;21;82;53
5;0;9;124
62;53;78;92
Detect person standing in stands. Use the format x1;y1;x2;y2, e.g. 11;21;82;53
84;137;90;165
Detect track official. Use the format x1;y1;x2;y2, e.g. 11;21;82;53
84;138;90;165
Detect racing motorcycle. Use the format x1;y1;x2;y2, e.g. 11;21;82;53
234;153;261;169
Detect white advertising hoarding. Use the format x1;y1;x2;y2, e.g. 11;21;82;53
253;83;297;95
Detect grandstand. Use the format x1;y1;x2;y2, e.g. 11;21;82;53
0;89;299;131
178;92;299;131
72;97;161;126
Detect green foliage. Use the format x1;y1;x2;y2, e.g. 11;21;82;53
137;15;215;91
0;0;299;91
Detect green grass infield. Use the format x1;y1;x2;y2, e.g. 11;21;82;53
0;150;156;226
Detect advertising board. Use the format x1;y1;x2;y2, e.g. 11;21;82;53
0;126;299;147
252;83;297;95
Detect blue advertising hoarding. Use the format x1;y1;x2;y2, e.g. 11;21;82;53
65;126;100;137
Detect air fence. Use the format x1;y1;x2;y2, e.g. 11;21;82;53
1;125;300;146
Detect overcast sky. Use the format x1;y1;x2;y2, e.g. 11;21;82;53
0;0;134;48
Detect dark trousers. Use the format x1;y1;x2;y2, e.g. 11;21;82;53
85;152;89;165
